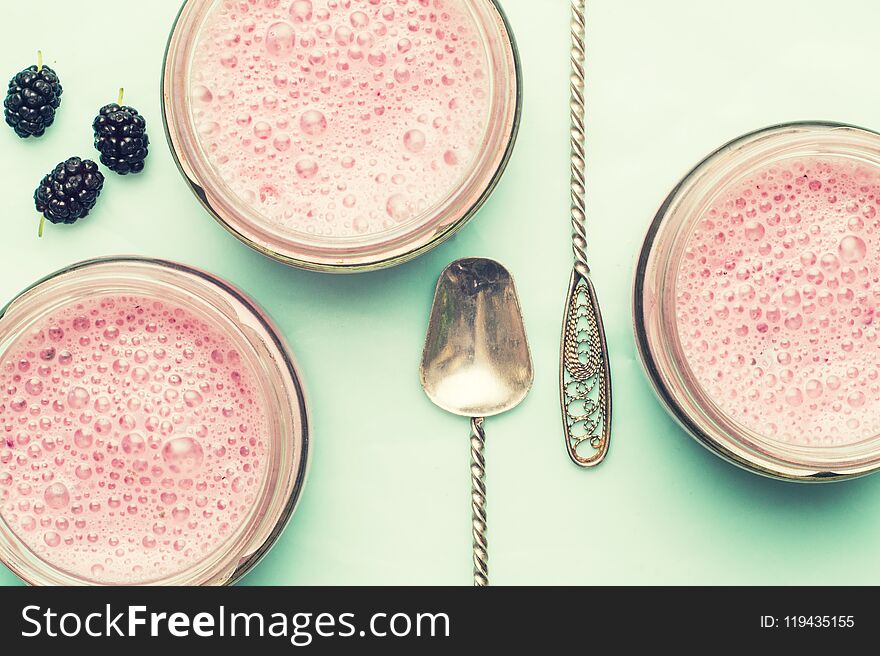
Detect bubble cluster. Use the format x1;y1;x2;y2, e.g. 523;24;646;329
188;0;491;240
676;156;880;446
0;294;269;583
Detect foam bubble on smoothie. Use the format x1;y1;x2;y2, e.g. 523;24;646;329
188;0;492;240
676;156;880;447
0;295;269;583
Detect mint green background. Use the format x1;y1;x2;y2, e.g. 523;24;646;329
3;0;880;586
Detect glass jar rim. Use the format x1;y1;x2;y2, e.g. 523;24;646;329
0;256;310;584
634;121;880;482
161;0;523;272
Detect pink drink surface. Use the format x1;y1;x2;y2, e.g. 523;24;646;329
189;0;492;241
0;295;268;583
676;156;880;446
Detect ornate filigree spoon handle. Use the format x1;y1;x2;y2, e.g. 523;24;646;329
560;0;612;467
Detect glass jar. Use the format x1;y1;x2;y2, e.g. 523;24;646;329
634;122;880;481
162;0;522;272
0;257;309;584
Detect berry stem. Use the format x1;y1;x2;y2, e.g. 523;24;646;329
117;87;124;105
37;50;43;73
38;215;45;238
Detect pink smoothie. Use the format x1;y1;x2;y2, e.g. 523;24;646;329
0;294;268;583
188;0;492;240
676;156;880;447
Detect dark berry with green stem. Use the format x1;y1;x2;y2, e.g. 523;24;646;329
4;51;62;138
34;157;105;236
93;88;149;175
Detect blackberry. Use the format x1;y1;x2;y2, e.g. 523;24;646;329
4;52;62;138
93;90;149;174
34;157;105;235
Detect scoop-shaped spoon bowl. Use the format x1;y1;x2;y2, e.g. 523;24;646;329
420;258;533;416
420;258;533;586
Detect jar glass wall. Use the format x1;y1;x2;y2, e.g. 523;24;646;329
162;0;522;272
634;122;880;481
0;257;309;584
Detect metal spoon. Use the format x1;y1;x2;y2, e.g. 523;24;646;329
559;0;612;468
420;258;533;586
